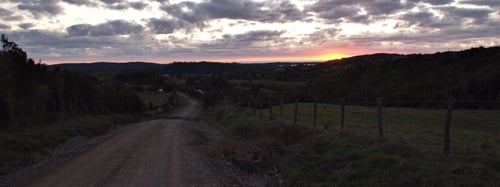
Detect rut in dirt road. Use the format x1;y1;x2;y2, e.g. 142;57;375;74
21;94;226;187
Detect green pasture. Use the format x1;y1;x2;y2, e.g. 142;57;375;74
205;103;500;186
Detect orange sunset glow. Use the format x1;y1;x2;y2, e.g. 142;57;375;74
314;53;350;61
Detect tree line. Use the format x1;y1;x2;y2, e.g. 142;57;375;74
303;46;500;105
181;46;499;109
0;34;145;128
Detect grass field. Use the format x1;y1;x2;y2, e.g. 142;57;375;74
264;103;500;150
86;72;117;81
138;91;171;108
228;79;306;90
205;103;500;186
137;91;187;118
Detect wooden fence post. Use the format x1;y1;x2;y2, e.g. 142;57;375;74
340;98;345;131
259;102;263;118
444;98;454;156
253;101;256;116
237;96;241;112
313;98;318;127
377;98;384;137
294;99;298;124
269;101;273;120
280;95;284;117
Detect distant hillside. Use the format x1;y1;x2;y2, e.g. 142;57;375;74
50;62;163;72
162;62;318;75
50;61;320;75
305;46;500;103
325;53;404;65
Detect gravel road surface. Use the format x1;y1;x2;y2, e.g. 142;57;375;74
20;93;227;187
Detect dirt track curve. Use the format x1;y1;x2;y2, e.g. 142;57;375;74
20;93;226;187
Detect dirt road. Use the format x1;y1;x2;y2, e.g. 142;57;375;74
21;94;227;187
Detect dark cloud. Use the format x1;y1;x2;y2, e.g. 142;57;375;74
0;23;11;30
308;0;372;12
4;30;100;52
96;0;132;10
161;2;199;24
307;28;340;45
264;1;306;22
423;0;454;5
400;10;460;28
401;11;433;26
407;0;454;5
161;0;306;26
308;0;410;23
366;1;407;15
315;6;359;21
0;7;24;21
461;0;500;7
193;30;291;58
62;0;97;6
17;0;64;18
147;18;177;34
18;23;35;29
202;30;286;51
439;7;493;19
106;3;129;10
231;30;285;42
100;0;122;4
129;2;149;10
401;6;494;29
66;20;144;36
349;25;500;47
3;29;170;62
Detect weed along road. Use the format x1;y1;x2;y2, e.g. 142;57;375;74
21;93;226;186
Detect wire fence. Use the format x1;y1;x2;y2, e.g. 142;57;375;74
232;97;500;156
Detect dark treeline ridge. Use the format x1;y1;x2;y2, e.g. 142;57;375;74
305;46;500;104
52;62;163;72
162;61;318;77
0;34;145;128
52;61;319;80
175;46;499;109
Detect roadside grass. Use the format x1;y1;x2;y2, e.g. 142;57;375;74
0;114;140;175
204;103;500;186
0;91;188;176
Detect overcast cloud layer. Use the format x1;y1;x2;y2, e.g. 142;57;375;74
0;0;499;63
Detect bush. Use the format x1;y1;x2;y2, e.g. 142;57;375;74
91;87;145;114
0;97;11;128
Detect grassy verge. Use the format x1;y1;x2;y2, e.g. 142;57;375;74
0;91;188;176
0;114;140;175
204;103;500;186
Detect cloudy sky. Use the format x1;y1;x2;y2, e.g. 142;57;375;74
1;0;499;64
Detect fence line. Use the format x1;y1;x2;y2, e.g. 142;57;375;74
234;97;497;156
377;98;384;138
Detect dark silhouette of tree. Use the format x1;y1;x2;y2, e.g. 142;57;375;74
0;34;145;128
